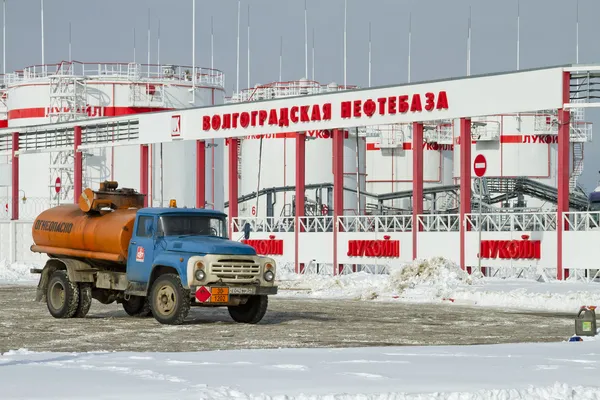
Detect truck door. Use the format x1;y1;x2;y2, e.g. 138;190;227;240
127;215;156;283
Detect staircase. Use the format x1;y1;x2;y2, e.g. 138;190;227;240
570;142;584;193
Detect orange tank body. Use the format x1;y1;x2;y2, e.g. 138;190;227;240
31;204;138;263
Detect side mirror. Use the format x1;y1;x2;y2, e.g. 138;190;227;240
243;223;251;240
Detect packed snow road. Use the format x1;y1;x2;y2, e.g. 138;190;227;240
0;286;575;353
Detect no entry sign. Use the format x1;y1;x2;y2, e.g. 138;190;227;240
55;177;62;193
474;154;487;178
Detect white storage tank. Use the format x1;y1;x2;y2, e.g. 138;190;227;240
0;61;226;214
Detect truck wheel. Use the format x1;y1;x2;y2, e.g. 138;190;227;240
46;270;80;319
228;295;268;324
123;296;152;317
149;274;190;325
74;283;92;318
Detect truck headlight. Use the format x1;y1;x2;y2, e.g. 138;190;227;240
264;270;274;282
195;269;206;281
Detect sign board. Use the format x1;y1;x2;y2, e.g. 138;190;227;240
54;177;62;193
474;154;487;177
171;115;181;137
137;67;565;143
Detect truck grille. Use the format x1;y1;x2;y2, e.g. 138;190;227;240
210;261;260;283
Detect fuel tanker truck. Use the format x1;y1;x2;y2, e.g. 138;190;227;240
30;181;277;325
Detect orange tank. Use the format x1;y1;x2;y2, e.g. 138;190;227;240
31;181;145;263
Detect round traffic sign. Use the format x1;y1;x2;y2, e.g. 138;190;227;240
473;154;487;177
54;177;62;193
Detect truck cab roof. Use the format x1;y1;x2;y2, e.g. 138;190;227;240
137;208;227;218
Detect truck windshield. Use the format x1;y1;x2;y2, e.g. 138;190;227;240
158;215;227;238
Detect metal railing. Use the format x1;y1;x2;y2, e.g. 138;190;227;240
564;212;600;231
465;212;557;232
227;79;357;103
231;217;294;233
338;215;413;232
299;216;334;232
418;214;460;232
4;61;225;89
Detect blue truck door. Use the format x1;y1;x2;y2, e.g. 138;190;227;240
127;215;156;283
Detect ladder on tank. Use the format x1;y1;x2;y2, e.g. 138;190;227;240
47;73;89;207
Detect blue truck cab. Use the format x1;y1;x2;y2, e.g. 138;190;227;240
122;206;277;325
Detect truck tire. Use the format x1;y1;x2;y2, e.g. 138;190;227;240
228;295;268;324
149;274;190;325
122;296;152;317
74;283;92;318
46;270;80;319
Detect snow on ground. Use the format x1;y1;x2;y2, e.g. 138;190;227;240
3;340;600;399
278;257;600;313
0;259;38;285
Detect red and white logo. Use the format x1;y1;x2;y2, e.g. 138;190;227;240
135;246;145;262
171;115;181;137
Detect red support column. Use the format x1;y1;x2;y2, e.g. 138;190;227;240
459;118;472;271
196;140;206;209
332;128;345;275
73;126;82;204
557;71;571;280
140;144;149;207
11;132;18;220
228;138;239;239
412;122;424;260
295;132;306;274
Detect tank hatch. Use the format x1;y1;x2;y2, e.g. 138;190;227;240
78;181;146;213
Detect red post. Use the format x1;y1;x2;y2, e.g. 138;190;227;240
459;118;472;271
412;122;424;260
140;144;149;207
295;132;306;273
11;132;18;220
333;128;344;275
196;140;206;209
557;71;571;280
73;126;82;204
228;138;239;238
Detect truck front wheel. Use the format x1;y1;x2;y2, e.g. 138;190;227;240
149;274;190;325
122;296;152;317
228;295;268;324
46;270;80;319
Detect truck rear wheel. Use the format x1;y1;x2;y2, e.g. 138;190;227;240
149;274;190;325
123;296;152;317
228;295;268;324
46;270;80;319
74;283;92;318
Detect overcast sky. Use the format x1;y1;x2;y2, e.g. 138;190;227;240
6;0;600;190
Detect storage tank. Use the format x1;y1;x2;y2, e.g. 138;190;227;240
0;61;226;215
223;79;367;218
31;182;142;263
365;122;455;212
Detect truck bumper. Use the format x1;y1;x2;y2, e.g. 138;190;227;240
189;285;278;297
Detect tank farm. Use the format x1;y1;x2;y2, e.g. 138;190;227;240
0;61;599;282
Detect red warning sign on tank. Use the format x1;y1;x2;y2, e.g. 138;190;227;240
136;246;145;262
171;115;181;137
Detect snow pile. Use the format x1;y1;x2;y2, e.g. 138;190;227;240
0;259;38;284
278;257;476;301
278;257;600;313
4;342;600;399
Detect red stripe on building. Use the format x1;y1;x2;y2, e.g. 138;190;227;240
7;106;173;120
499;135;523;143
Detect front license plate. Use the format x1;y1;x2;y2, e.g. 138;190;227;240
210;287;229;303
229;287;256;295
